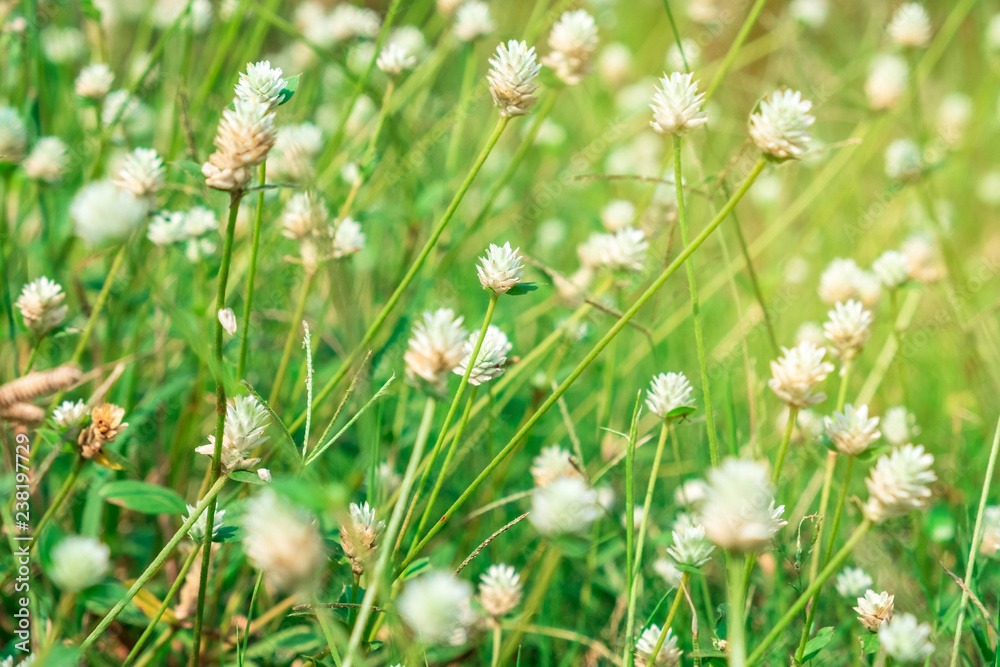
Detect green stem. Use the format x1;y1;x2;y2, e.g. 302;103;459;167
71;243;129;365
237;162;267;381
314;595;344;666
362;80;395;169
624;404;637;667
704;0;768;103
822;456;855;566
24;338;42;373
491;622;502;667
270;270;315;407
445;46;477;174
33;456;85;544
396;157;768;578
0;173;17;368
647;572;689;665
727;553;748;667
772;407;797;485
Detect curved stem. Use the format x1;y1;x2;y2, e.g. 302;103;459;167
71;242;128;365
647;572;689;665
237;162;267;381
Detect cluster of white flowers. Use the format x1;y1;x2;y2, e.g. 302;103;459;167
478;563;522;617
404;308;468;395
477;242;525;295
487;40;542;117
194;395;270;472
700;458;786;553
148;207;218;261
202;96;277;192
242;490;325;591
888;3;932;48
295;3;380;49
768;341;835;408
542;9;599;85
634;624;682;666
749;89;815;159
235;60;287;110
115;147;166;198
16;277;68;337
75;62;114;99
823;299;873;360
667;518;714;568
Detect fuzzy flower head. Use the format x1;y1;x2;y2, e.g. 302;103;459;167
235;60;287;110
377;42;417;76
700;458;786;553
879;613;934;662
902;234;943;283
71;180;148;245
404;308;468;395
115;147;165;198
202;97;277;192
819;258;863;305
454;325;512;385
487;40;542;117
77;403;128;459
645;372;695;421
76;63;114;99
282;192;328;241
864;444;936;523
332;218;366;258
398;570;474;644
824;299;873;360
477;241;525;295
195;395;270;472
186;504;226;543
601;199;636;232
855;590;894;632
981;506;1000;557
339;501;386;575
542;9;598;85
885;138;922;181
48;535;110;592
529;475;600;536
882;405;919;446
454;1;495;42
834;566;873;598
635;624;682;666
0;106;27;163
242;490;325;591
749;89;815;160
600;227;648;272
888;3;932;48
531;445;582;487
873;250;909;289
479;564;522;617
52;400;87;430
650;72;708;136
866;54;908;110
667;521;714;569
768;341;835;408
270;122;323;183
16;277;67;337
23;137;69;183
826;404;881;456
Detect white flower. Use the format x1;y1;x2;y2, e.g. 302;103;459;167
819;258;863;305
48;536;110;592
23;137;68;183
529;476;600;536
148;211;188;246
598;43;632;87
855;590;894;632
982;506;1000;557
235;60;287;110
882;406;919;446
865;54;908;110
937;92;972;145
667;521;714;568
487;40;541;117
377;42;417;76
834;566;873;597
332;217;366;258
242;490;325;591
454;325;512;385
194;395;270;472
884;138;922;180
102;89;139;128
863;444;936;523
700;458;786;553
530;445;582;487
649;72;707;136
202;97;277;192
340;501;386;575
542;9;598;85
437;0;463;15
257;468;271;482
270;122;323;182
635;624;682;666
824;299;873;360
41;26;84;64
749;89;815;159
601;199;635;232
404;308;468;395
988;13;1000;51
455;1;494;42
52;400;87;429
879;613;934;662
71;180;148;245
888;3;932;48
768;341;835;408
826;404;881;456
186;504;226;542
479;564;522;617
653;558;683;587
16;277;68;336
218;308;237;335
477;241;525;295
872;250;909;289
674;478;709;507
328;4;381;40
115;147;165;198
789;0;829;28
0;106;26;163
901;234;943;283
666;39;700;71
75;63;114;99
183;207;217;237
600;227;648;272
399;570;474;644
282;192;328;241
645;372;695;420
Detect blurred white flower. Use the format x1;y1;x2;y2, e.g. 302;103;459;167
602;199;636;232
0;106;26;163
865;54;908;110
529;476;600;536
884;138;922;181
598;42;632;87
901;234;943;283
49;536;110;592
789;0;829;28
674;478;709;507
479;564;522;617
749;89;814;159
542;9;598;85
879;613;934;662
824;299;873;360
937;92;972;145
271;123;323;183
700;458;786;552
52;400;87;430
600;227;648;272
41;26;84;64
888;3;931;48
115;147;165;198
455;1;495;42
377;42;417;76
399;570;474;644
819;258;864;305
102;89;139;128
332;217;366;258
23;137;68;183
834;566;873;598
76;63;115;99
635;624;682;666
667;521;714;568
881;405;919;446
531;445;582;487
487;40;541;117
666;39;700;71
282;192;328;241
71;180;148;245
242;490;325;591
863;444;936;523
650;72;707;136
404;308;468;394
872;250;909;289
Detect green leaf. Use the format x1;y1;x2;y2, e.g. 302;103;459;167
213;526;245;543
100;480;187;515
277;74;301;105
229;470;268;485
860;633;881;655
400;557;431;580
666;405;697;421
802;626;835;661
506;282;541;296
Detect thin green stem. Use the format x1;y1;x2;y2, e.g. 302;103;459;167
33;456;85;544
727;554;748;667
362;79;395;169
445;46;477;174
270;270;315;407
237;162;267;380
491;622;502;667
822;456;855;566
647;572;689;665
704;0;768;103
71;243;128;365
623;401;637;667
314;595;344;666
772;407;797;485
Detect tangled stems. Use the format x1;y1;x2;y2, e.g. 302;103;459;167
237;162;267;381
291;115;511;433
395;157;768;578
647;572;690;665
190;192;241;667
341;396;437;667
747;519;873;665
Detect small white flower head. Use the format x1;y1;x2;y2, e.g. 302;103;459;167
865;54;908;110
649;72;708;136
645;372;695;421
454;325;512;385
52;400;87;430
888;3;932;48
256;468;271;482
195;395;270;472
529;475;600;536
937;92;972;145
0;106;27;163
339;501;386;575
102;89;139;128
901;233;943;283
115;147;165;198
202;97;277;192
332;217;366;258
437;0;463;15
23;137;69;183
796;322;827;349
282;192;328;241
824;299;873;360
186;504;226;543
834;566;873;598
531;445;582;487
218;308;237;335
398;570;474;644
147;210;187;246
635;624;682;667
878;613;934;662
327;4;381;41
479;563;522;617
48;535;111;592
749;89;815;160
872;250;909;289
542;9;599;85
700;458;786;553
75;63;114;99
242;489;325;591
404;308;468;395
598;42;633;87
789;0;829;28
818;257;863;305
674;478;709;507
270;122;323;183
884;138;923;181
377;42;417;76
454;1;494;42
667;521;714;569
855;590;894;632
825;404;881;457
71;180;148;245
982;506;1000;557
41;26;84;64
601;199;636;232
882;405;919;446
768;341;835;408
863;444;936;523
16;277;67;336
477;242;525;295
601;226;648;272
487;40;542;117
183;207;217;237
235;60;287;110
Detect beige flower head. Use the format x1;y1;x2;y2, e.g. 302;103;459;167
768;341;835;408
78;403;128;459
855;589;894;632
487;40;541;117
